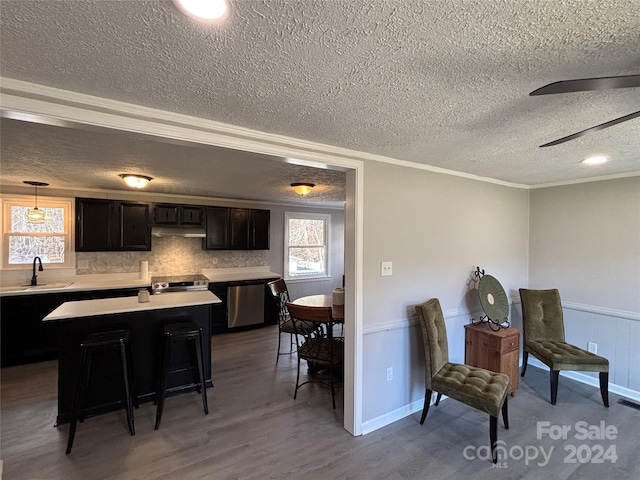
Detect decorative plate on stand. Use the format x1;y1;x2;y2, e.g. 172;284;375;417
478;273;509;328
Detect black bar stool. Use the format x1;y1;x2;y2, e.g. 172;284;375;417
154;321;209;430
66;329;137;454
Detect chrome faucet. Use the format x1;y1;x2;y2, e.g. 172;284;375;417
31;256;43;286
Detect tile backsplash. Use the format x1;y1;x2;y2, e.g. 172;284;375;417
76;237;268;276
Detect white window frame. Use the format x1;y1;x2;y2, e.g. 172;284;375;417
284;211;331;281
1;194;75;270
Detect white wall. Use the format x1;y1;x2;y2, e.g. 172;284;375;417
528;176;640;394
529;177;640;312
266;204;344;300
360;161;529;430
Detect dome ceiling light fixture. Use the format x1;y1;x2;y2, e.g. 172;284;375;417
119;174;153;189
291;182;315;196
172;0;229;22
23;180;49;223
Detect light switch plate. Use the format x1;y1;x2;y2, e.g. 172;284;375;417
381;261;393;276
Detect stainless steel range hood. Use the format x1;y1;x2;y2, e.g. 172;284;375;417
151;226;206;238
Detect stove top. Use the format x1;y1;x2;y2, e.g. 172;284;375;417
151;274;209;293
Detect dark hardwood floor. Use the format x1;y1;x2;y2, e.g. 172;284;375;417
1;325;639;479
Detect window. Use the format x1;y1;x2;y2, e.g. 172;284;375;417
284;212;330;280
1;195;74;269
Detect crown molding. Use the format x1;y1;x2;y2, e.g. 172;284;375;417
529;171;640;189
1;77;528;189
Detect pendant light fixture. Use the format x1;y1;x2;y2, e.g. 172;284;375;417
291;182;315;196
119;174;153;188
23;181;49;223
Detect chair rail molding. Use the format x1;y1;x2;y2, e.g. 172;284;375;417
562;301;640;322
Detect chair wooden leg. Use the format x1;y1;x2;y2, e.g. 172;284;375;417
521;350;528;377
419;389;432;425
435;392;442;406
599;372;609;408
550;369;559;405
490;415;498;464
501;395;509;430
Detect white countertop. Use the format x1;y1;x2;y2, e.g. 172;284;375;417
203;270;281;283
0;276;151;297
44;290;221;321
0;268;281;296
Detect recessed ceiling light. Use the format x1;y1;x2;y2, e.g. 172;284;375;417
581;155;609;166
172;0;229;21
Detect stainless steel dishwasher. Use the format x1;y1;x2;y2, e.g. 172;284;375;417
227;281;265;328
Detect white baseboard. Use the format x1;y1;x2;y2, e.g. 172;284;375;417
361;362;640;435
361;398;425;435
527;358;640;403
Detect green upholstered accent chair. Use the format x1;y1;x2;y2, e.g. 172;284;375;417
415;298;509;464
519;288;609;407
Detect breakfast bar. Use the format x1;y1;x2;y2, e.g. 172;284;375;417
44;290;220;425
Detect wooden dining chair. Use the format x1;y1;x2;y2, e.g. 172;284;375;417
285;302;344;409
268;279;295;363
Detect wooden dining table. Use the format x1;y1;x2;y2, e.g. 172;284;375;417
288;294;344;323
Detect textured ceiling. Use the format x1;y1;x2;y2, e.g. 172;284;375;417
1;0;639;204
0;118;347;206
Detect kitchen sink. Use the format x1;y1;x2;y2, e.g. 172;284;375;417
1;282;75;293
22;282;75;291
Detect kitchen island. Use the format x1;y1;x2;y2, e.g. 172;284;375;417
44;290;220;425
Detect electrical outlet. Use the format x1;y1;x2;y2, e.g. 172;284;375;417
386;366;393;381
588;342;597;354
212;258;218;265
381;261;393;276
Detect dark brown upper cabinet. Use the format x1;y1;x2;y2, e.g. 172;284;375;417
180;205;204;225
205;207;230;250
153;204;204;226
76;198;151;251
229;208;250;249
249;209;270;250
205;207;270;250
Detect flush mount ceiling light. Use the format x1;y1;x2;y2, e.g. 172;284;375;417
172;0;229;22
581;155;609;166
23;180;49;223
291;182;315;196
119;174;153;188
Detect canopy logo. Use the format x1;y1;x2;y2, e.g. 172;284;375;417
463;420;618;467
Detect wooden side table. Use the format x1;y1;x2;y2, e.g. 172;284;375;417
464;322;521;396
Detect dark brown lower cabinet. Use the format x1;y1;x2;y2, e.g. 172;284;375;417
0;288;146;367
54;303;212;425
